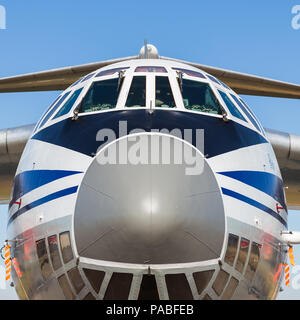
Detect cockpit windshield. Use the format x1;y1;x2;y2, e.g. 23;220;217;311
125;76;146;108
80;78;119;113
155;76;176;108
181;79;221;114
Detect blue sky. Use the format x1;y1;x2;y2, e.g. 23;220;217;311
0;0;300;300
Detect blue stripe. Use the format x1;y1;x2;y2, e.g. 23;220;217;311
31;109;267;159
10;170;82;209
221;187;287;227
8;186;78;226
218;171;287;211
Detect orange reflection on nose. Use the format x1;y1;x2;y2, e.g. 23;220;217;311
264;244;272;260
273;263;283;282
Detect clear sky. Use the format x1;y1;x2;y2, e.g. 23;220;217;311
0;0;300;300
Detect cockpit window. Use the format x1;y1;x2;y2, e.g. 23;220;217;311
172;67;206;79
135;66;167;73
70;78;83;88
125;76;146;108
96;67;129;78
206;74;222;85
38;91;71;128
80;78;120;113
230;94;262;132
81;73;96;83
172;68;205;79
219;80;231;90
181;79;221;114
155;76;176;108
34;95;61;132
240;98;265;135
53;88;83;119
218;90;246;122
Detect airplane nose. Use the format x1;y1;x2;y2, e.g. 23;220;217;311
74;133;225;264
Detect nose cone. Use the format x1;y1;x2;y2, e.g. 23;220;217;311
74;134;225;264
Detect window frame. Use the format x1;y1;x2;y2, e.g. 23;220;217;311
67;267;85;294
216;89;259;129
77;73;127;116
58;274;75;300
36;238;53;280
80;72;96;84
154;74;177;109
206;74;223;86
52;87;84;120
221;276;239;300
244;241;262;282
171;67;206;79
47;234;63;271
36;66;260;128
34;95;62;133
239;97;266;135
95;67;130;78
59;231;74;264
78;78;121;113
83;268;105;294
217;89;248;123
37;91;71;129
124;74;148;109
224;233;239;267
192;270;215;296
176;74;224;117
70;78;83;88
229;93;263;133
212;269;230;296
235;237;251;274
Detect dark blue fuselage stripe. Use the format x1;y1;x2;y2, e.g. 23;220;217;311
8;186;78;226
9;170;82;209
32;109;267;159
218;171;287;211
221;187;287;227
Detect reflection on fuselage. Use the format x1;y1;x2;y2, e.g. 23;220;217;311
10;226;285;300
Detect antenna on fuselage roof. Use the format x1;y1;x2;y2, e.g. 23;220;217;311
144;39;148;59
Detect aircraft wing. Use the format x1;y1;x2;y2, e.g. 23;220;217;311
0;56;138;92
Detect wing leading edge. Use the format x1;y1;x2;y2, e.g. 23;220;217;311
0;56;138;92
